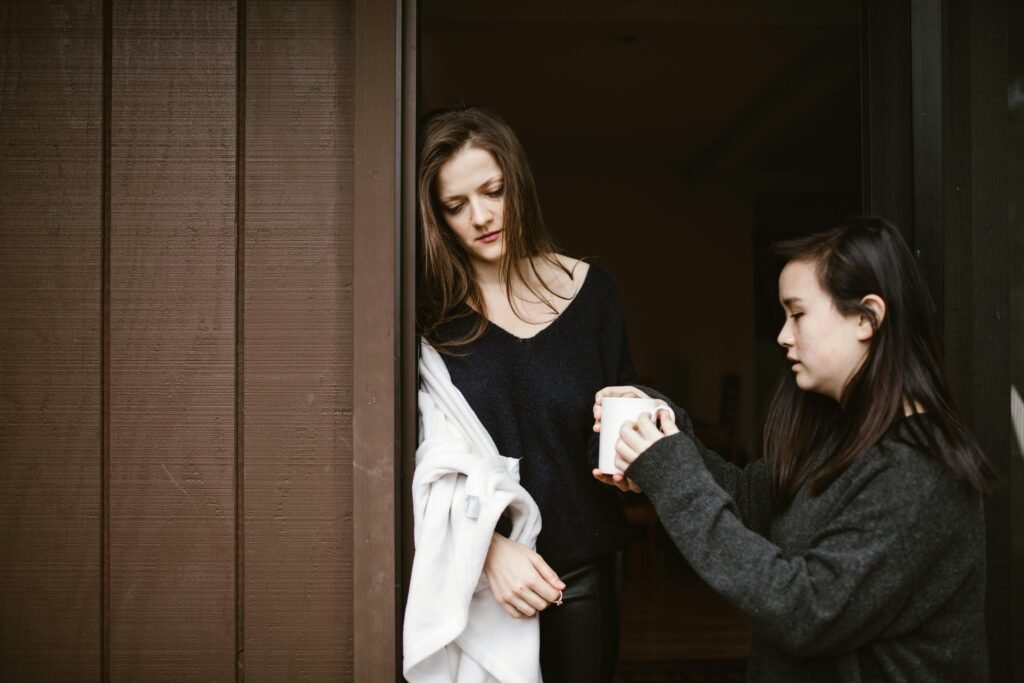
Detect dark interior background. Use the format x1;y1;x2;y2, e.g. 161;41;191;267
421;0;862;462
421;0;863;673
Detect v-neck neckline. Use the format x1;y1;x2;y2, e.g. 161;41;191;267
484;266;593;343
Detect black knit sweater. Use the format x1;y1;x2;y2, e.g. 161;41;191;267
628;386;988;682
435;265;635;573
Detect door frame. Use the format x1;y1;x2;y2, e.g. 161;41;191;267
865;1;1015;676
352;0;417;679
354;0;1018;679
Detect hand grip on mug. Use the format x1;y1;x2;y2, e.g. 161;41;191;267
598;398;676;475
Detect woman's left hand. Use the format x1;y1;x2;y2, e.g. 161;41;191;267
591;469;643;494
614;411;680;471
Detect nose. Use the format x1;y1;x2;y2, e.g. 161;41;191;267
468;198;492;228
777;318;794;349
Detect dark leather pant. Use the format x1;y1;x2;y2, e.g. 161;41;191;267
539;554;620;682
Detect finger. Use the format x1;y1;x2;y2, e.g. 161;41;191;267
594;470;631;492
531;554;567;592
619;422;649;452
593;403;602;432
509;595;537;618
635;413;662;440
595;386;649;403
660;414;680;436
615;436;638;460
499;599;523;619
615;440;639;471
519;587;551;612
615;475;643;493
611;473;636;493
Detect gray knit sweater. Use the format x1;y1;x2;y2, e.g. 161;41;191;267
626;387;988;682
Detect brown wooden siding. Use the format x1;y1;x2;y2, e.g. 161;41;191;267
244;0;354;678
1;0;359;679
0;2;104;679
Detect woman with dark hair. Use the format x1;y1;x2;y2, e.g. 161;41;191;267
593;217;992;681
409;107;634;681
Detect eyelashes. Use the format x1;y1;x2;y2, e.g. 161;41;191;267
442;185;504;215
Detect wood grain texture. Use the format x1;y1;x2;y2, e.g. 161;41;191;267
243;0;354;679
108;1;237;678
353;0;399;678
0;2;103;680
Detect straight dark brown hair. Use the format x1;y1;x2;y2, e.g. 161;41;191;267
763;217;993;506
417;107;569;352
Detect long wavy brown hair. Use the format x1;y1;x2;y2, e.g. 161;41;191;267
417;107;570;352
763;217;993;506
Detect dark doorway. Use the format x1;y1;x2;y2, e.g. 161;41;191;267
420;1;862;678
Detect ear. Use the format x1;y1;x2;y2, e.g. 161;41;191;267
856;294;886;341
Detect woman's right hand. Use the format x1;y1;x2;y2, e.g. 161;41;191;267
484;533;565;618
592;385;653;432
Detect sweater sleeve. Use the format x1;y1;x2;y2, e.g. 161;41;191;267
633;385;771;533
626;432;974;657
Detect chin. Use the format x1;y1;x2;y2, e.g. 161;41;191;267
794;374;815;393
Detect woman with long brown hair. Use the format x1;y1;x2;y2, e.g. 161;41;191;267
594;217;992;681
409;107;634;681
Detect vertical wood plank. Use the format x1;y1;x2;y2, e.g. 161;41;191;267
243;0;354;679
354;0;399;678
108;1;237;678
0;2;103;680
399;0;419;623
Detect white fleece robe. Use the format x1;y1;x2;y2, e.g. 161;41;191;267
403;341;544;683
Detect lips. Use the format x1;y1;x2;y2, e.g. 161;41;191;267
476;230;502;243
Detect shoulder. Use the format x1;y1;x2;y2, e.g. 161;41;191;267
543;254;591;299
846;419;981;518
552;255;622;299
431;305;478;345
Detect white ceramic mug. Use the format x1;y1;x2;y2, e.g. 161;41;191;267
598;397;676;474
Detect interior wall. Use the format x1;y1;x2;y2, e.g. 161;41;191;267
420;2;863;464
539;171;756;452
0;1;356;679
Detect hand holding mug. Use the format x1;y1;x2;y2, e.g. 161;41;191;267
596;394;675;474
592;385;653;433
614;410;680;471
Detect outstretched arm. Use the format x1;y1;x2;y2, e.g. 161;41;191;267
625;427;973;656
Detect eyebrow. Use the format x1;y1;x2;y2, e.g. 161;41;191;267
781;297;803;307
440;176;503;203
